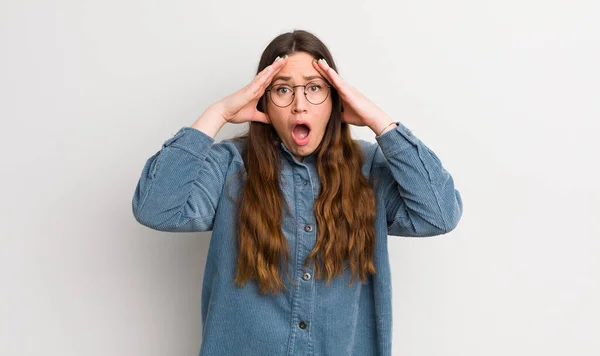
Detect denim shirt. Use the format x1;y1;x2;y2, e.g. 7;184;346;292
132;121;463;356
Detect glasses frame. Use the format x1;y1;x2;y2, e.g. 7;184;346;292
265;80;332;108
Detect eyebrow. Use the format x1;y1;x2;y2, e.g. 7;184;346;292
272;75;324;83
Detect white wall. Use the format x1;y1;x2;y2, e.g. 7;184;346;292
1;0;599;355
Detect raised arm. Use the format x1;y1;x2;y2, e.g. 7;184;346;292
310;58;463;236
368;121;463;237
132;107;232;232
132;55;291;232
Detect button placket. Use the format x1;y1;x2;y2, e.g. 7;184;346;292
287;164;316;355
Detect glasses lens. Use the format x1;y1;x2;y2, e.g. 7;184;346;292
305;80;329;104
271;84;293;107
270;80;330;107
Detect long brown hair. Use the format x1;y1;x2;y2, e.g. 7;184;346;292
231;30;376;295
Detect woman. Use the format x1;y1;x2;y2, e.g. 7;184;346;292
132;29;463;356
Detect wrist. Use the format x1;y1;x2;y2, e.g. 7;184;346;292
206;103;228;126
191;105;228;139
369;118;395;136
368;113;394;134
376;121;397;136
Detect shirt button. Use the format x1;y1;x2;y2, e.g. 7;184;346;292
298;321;307;329
304;224;313;232
302;272;311;280
303;181;308;186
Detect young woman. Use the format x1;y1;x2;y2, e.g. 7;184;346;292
132;29;463;356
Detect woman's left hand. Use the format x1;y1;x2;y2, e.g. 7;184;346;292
312;58;393;133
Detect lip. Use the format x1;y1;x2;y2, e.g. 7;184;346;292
291;120;312;146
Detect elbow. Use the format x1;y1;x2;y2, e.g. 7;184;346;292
132;201;164;231
443;216;460;234
443;189;463;234
131;184;159;230
132;207;182;232
131;195;171;232
416;189;463;236
132;199;214;233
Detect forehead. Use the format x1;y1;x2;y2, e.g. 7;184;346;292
272;52;324;83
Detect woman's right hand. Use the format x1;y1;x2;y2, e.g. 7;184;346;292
215;55;289;125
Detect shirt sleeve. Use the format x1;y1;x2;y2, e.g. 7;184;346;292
371;121;463;237
132;126;234;232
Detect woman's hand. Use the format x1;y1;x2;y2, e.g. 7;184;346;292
215;55;289;124
312;58;394;134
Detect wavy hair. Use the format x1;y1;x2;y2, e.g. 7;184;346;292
230;30;376;295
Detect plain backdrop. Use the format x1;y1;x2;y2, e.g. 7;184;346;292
1;0;599;355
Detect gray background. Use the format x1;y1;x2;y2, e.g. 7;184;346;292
1;0;599;355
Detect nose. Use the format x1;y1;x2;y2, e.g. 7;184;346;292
291;87;308;113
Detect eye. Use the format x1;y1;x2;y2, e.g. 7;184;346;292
276;86;291;94
308;84;322;92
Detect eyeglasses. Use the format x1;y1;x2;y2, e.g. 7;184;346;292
266;79;332;107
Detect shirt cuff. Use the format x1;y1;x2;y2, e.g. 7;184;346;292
161;126;215;159
375;121;420;155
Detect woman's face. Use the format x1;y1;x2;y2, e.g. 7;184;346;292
265;51;333;162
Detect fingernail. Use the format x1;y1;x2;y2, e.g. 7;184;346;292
282;54;288;58
274;56;281;63
322;58;328;65
314;58;318;63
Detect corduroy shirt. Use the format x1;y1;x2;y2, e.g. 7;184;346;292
132;121;463;356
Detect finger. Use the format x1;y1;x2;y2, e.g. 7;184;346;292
311;60;342;99
248;66;274;93
247;56;288;100
249;60;287;106
243;60;277;97
311;59;332;84
312;58;347;94
260;56;288;89
255;59;277;81
256;55;288;85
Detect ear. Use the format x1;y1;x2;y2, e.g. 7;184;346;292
256;96;265;113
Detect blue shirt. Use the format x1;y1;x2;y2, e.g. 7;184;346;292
132;121;463;356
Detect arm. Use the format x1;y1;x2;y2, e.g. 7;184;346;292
309;57;462;235
132;108;233;232
370;121;463;237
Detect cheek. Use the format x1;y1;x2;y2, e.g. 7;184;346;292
266;105;286;126
269;116;291;139
316;106;333;132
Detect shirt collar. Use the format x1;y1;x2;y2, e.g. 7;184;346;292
279;140;317;166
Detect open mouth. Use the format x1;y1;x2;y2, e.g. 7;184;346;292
291;123;311;146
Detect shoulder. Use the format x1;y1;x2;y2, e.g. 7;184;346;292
352;138;387;179
354;139;377;158
166;127;247;168
206;135;247;172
